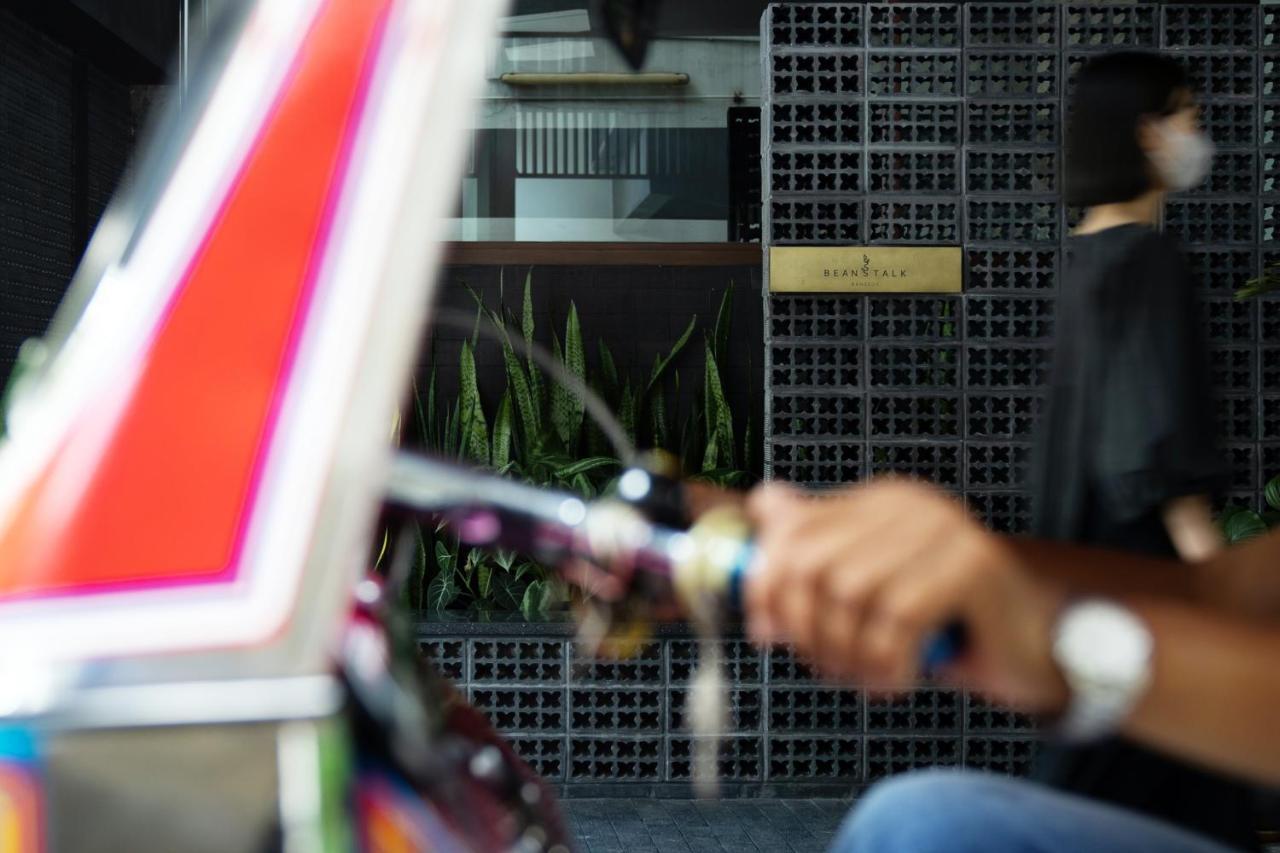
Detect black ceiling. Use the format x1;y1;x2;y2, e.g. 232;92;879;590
512;0;773;37
8;0;175;83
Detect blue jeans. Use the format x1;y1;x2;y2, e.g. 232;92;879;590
835;770;1240;853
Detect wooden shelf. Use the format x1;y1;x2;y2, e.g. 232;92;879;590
440;242;762;267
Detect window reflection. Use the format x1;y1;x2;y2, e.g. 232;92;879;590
450;17;760;243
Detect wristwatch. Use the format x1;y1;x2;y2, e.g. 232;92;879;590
1051;598;1154;742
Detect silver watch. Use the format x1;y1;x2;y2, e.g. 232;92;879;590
1051;598;1154;742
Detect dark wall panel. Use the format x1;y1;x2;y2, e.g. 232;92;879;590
86;62;135;225
0;9;137;385
0;9;78;383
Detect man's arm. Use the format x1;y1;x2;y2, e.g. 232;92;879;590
1121;598;1280;785
745;479;1280;785
1162;494;1224;562
1003;528;1280;620
690;479;1278;618
1003;538;1198;600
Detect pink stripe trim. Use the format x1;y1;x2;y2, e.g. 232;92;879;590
0;1;394;605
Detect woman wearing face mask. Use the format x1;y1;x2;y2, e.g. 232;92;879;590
1032;51;1260;850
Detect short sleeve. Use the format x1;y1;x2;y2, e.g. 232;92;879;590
1091;236;1229;521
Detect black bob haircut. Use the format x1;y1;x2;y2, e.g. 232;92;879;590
1064;51;1192;207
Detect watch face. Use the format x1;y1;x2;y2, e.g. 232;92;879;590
1057;600;1153;689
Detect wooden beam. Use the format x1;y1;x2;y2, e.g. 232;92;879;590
499;72;690;87
441;242;762;267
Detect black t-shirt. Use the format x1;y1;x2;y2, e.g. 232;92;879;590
1031;224;1258;851
1033;223;1227;551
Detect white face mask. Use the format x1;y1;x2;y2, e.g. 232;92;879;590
1151;121;1215;192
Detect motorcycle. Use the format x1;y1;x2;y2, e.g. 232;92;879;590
0;2;960;849
0;0;753;848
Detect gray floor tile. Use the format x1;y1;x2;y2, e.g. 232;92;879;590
679;823;719;838
685;839;727;853
564;799;848;853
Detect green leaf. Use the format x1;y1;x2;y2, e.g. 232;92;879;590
426;573;456;613
549;306;587;450
651;380;668;450
702;339;734;471
491;390;513;468
410;374;428;450
1224;509;1268;544
703;346;714;463
502;337;540;445
559;455;620;478
443;399;460;458
1266;474;1280;512
528;352;547;429
564;303;586;439
414;523;429;610
522;268;536;347
644;315;697;397
458;340;489;463
425;366;438;448
466;284;501;329
549;333;570;449
598;340;619;402
712;283;733;366
492;578;522;611
521;580;549;618
565;303;586;379
522;271;548;420
1236;266;1280;301
434;540;452;573
715;406;734;470
477;560;493;601
373;527;390;571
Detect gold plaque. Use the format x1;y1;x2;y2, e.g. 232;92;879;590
769;246;963;293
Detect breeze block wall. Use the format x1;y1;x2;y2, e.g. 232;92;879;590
763;2;1280;523
418;620;1039;799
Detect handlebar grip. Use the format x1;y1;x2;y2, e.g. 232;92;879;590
920;621;969;673
725;542;968;671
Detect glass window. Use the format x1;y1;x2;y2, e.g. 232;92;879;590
450;9;760;242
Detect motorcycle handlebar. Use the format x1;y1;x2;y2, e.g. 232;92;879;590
384;453;966;671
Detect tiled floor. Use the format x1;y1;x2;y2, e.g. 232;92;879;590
562;798;851;853
562;799;1280;853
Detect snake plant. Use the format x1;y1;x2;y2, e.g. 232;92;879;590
408;270;757;616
